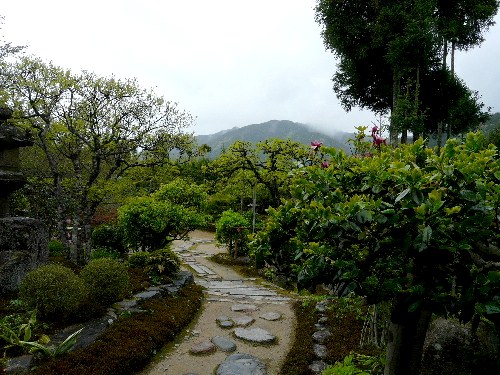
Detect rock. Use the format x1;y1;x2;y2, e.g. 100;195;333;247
231;303;258;312
312;330;331;343
134;290;160;299
0;217;49;293
313;344;328;359
421;318;500;375
309;360;328;373
212;336;237;352
318;316;328;324
260;312;282;321
234;327;276;344
216;353;267;375
234;315;255;327
4;354;33;374
314;323;327;331
189;340;216;355
216;315;234;328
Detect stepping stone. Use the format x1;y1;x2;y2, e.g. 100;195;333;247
312;330;331;343
212;336;237;352
313;343;328;359
318;316;328;324
231;303;258;312
216;316;234;328
309;360;328;373
234;327;276;344
314;323;328;331
216;353;267;375
259;312;282;321
134;290;160;299
114;299;138;309
234;315;254;327
189;340;216;355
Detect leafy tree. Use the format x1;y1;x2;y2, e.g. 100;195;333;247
314;0;496;142
1;56;195;263
251;133;500;375
208;138;319;207
118;179;210;251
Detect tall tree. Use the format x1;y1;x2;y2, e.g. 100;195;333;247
1;56;195;263
315;0;497;142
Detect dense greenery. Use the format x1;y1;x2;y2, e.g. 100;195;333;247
215;209;250;258
251;133;500;374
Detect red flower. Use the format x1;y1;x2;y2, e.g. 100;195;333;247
311;140;323;151
321;161;330;168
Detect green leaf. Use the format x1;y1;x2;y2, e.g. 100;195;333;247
485;303;500;315
395;188;411;203
422;226;432;244
494;171;500;181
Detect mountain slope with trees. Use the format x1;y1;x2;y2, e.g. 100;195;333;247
196;120;353;158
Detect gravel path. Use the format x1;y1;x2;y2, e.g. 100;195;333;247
141;231;296;375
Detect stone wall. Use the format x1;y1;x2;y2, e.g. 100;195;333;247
0;217;49;294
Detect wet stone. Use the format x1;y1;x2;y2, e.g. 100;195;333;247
312;330;331;343
316;301;329;313
314;323;328;331
216;316;234;328
309;360;328;373
234;315;255;327
134;290;160;299
231;303;258;312
318;316;328;324
216;353;267;375
212;336;237;352
234;327;276;344
313;343;328;359
259;312;282;321
189;340;216;355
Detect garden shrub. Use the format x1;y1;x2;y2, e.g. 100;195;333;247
215;209;250;258
47;239;67;257
19;264;87;320
127;251;150;269
31;284;204;375
79;258;129;306
91;223;126;255
90;246;122;260
128;248;180;283
145;247;181;279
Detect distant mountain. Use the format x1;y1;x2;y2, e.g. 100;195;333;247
196;120;353;158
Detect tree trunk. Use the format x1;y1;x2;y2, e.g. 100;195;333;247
390;72;400;144
384;298;432;375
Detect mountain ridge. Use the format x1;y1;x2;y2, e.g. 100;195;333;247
196;120;353;158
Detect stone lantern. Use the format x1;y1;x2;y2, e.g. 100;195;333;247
0;106;32;216
0;106;49;294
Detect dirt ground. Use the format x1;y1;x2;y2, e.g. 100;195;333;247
141;231;296;375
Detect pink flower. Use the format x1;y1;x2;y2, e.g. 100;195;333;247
372;135;386;147
321;161;330;168
311;140;323;151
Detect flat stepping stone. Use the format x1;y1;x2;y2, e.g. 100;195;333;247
231;303;258;312
212;336;237;352
259;312;282;321
216;353;267;375
234;327;276;344
189;340;216;355
309;360;328;373
234;315;255;327
227;288;277;296
134;290;160;299
313;343;328;359
216;316;234;328
312;330;331;343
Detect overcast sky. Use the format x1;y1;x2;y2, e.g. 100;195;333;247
1;0;499;136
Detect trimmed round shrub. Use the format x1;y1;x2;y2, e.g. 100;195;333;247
90;246;121;260
19;264;88;320
80;258;129;306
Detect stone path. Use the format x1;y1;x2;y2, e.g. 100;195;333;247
141;231;296;375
